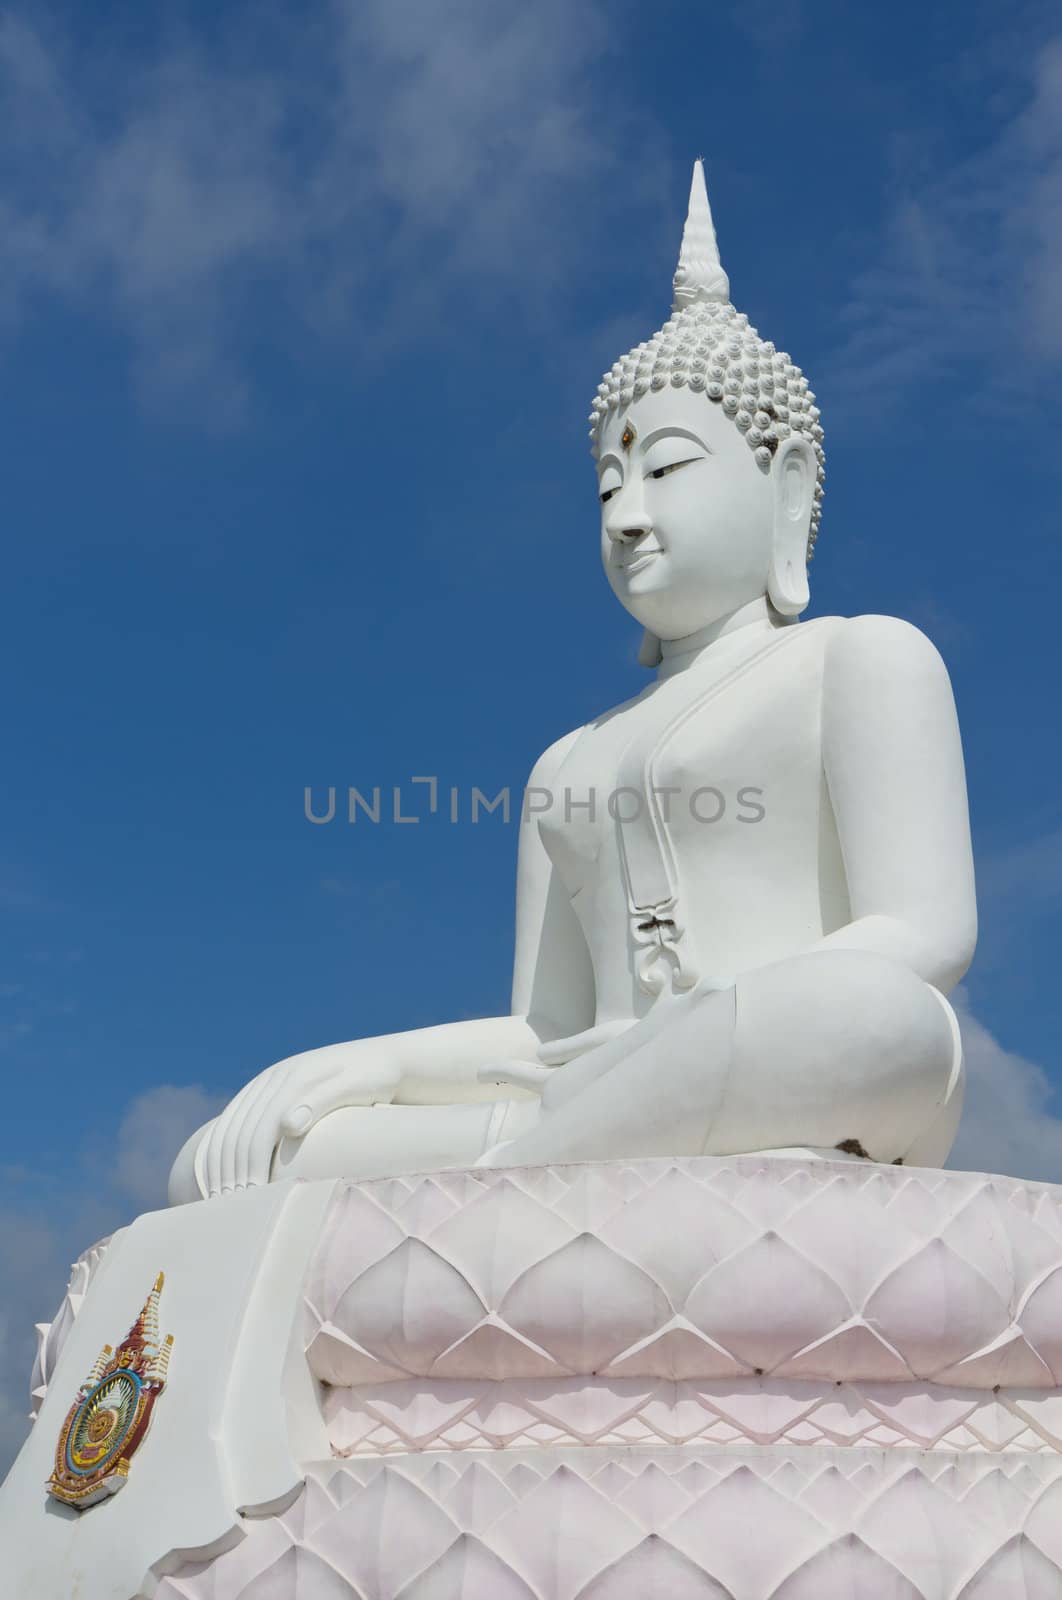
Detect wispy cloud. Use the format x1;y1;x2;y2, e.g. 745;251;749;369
0;1208;68;1471
112;1083;224;1209
950;990;1062;1181
968;823;1062;969
0;1;648;422
0;942;83;1054
977;823;1062;912
827;32;1062;410
0;1079;222;1472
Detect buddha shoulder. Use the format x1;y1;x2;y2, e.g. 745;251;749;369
823;613;955;695
527;724;587;789
819;614;960;752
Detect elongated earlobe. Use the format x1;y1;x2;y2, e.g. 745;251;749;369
768;437;813;616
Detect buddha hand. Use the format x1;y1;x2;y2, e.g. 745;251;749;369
194;1042;403;1196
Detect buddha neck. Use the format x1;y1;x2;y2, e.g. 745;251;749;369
657;597;795;680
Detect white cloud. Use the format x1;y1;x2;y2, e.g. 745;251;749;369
959;825;1062;971
0;1;653;422
0;1210;67;1470
113;1084;224;1211
976;825;1062;916
0;1080;222;1475
827;32;1062;411
950;991;1062;1182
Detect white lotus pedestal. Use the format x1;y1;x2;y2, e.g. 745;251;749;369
10;1157;1062;1598
163;1156;1062;1598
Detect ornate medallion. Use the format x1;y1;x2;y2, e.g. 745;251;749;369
48;1272;173;1509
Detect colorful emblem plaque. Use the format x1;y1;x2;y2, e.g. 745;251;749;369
48;1272;173;1509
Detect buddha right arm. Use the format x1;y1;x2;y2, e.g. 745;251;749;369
185;1017;540;1197
510;726;597;1039
185;732;595;1196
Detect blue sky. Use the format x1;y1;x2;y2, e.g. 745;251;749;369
2;0;1062;1466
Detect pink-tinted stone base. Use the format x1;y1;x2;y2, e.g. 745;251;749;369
157;1447;1062;1598
157;1157;1062;1597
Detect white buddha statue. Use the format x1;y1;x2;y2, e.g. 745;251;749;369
170;161;976;1204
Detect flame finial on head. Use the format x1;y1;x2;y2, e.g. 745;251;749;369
672;159;730;311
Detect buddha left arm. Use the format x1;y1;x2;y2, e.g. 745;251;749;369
814;614;977;992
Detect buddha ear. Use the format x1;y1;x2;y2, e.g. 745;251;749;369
768;435;814;616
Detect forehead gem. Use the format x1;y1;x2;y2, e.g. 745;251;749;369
621;422;636;452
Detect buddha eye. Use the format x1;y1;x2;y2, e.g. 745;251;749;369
599;486;620;505
648;456;698;481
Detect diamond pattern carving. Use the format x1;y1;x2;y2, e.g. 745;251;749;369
149;1158;1062;1595
305;1158;1062;1392
156;1450;1062;1599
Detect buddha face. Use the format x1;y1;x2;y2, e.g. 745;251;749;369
596;386;780;640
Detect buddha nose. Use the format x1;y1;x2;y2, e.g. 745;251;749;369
605;483;652;545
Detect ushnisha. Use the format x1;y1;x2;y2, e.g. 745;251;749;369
171;160;976;1203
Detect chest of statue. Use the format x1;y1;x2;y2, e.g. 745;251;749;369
540;619;847;1006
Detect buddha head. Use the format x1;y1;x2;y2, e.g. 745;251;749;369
589;161;824;653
